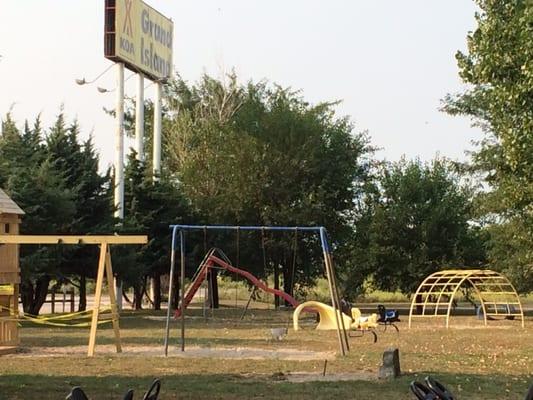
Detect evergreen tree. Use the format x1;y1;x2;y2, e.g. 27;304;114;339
45;115;114;310
0;113;75;314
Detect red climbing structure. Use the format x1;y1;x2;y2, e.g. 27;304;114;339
175;249;299;318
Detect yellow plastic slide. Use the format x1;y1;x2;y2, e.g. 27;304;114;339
293;300;378;331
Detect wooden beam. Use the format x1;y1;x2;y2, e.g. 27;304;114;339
87;243;107;357
0;235;147;245
104;245;122;354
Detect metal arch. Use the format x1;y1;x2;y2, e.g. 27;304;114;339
409;269;524;329
445;273;473;328
464;275;489;327
408;272;444;328
484;271;525;328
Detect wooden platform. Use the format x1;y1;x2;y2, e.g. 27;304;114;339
0;346;17;355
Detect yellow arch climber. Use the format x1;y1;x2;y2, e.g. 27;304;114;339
408;269;524;328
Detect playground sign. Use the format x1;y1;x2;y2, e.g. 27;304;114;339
104;0;173;80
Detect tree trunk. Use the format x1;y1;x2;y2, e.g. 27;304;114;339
208;269;219;309
78;274;87;312
152;273;161;310
20;275;51;315
282;260;294;307
133;282;143;310
171;275;180;310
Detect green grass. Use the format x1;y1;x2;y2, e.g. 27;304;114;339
0;306;532;399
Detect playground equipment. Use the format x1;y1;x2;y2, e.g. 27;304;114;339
293;300;379;341
377;304;400;332
0;189;24;350
174;247;299;318
164;225;350;356
0;234;147;356
409;269;524;328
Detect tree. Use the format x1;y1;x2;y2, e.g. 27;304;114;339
0;113;76;314
45;115;114;311
443;0;532;291
345;158;484;296
114;151;191;309
162;73;374;303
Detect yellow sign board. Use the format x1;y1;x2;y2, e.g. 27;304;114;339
106;0;173;80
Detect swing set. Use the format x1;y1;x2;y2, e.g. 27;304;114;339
163;225;350;356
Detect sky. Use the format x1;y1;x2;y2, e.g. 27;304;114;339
0;1;482;170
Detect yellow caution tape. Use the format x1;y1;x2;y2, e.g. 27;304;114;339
0;305;114;327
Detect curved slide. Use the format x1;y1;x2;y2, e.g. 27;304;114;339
293;300;379;331
293;300;353;331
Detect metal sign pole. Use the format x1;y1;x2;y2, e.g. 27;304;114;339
135;74;144;161
114;62;125;311
153;81;162;178
114;62;125;219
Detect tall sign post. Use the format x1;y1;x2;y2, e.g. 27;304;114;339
114;62;125;220
135;74;145;161
104;0;173;177
153;82;162;176
104;0;173;309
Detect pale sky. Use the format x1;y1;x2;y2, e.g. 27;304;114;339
0;1;481;170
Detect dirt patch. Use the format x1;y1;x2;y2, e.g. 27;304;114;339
6;345;335;361
283;371;377;382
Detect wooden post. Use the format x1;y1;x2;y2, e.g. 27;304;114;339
70;289;75;313
87;242;107;357
104;245;122;353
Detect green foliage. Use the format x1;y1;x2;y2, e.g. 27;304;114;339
0;113;77;314
345;158;484;295
45;114;114;285
161;73;373;292
114;150;191;307
443;0;532;291
0;111;114;313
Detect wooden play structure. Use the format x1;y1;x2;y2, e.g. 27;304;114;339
0;189;147;356
0;234;147;356
0;189;24;349
408;269;524;328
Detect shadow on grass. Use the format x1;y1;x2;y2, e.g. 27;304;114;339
0;372;530;400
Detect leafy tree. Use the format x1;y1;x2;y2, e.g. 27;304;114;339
443;0;532;291
162;73;373;304
344;158;485;296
